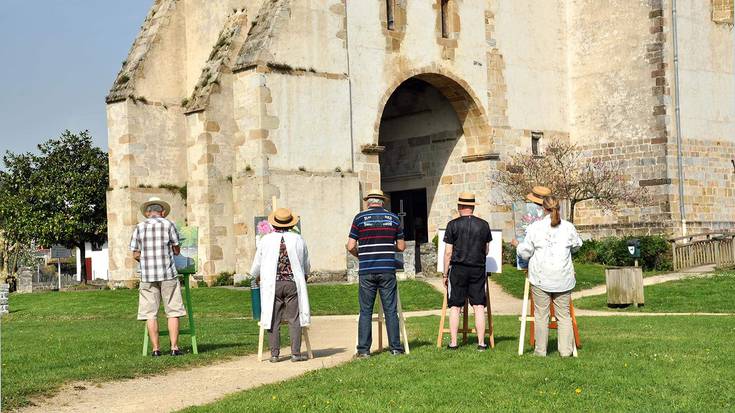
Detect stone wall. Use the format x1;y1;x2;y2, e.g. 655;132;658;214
106;0;734;285
0;283;8;314
16;268;33;294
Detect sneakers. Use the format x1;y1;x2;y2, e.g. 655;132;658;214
390;349;404;356
151;350;162;357
170;349;184;356
291;354;309;362
477;344;488;352
269;355;280;363
446;344;459;350
355;352;371;359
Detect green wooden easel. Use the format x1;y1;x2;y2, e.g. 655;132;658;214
142;273;198;356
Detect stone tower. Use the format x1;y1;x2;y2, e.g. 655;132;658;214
107;0;734;285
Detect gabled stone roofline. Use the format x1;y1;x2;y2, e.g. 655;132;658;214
183;9;249;114
232;0;293;73
106;0;178;104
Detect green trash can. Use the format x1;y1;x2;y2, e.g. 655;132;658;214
251;285;261;321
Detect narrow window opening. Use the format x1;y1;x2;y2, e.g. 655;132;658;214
531;131;543;156
386;0;395;31
440;0;450;38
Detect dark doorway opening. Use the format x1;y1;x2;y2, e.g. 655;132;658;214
388;188;428;273
387;188;428;243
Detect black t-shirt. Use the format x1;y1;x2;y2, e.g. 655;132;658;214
443;215;492;268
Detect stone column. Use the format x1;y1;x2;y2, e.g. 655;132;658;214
0;283;9;314
17;267;33;294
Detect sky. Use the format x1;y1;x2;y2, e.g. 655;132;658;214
0;0;152;157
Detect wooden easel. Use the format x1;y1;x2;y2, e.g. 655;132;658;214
529;294;581;353
354;289;410;355
257;322;313;362
518;277;581;357
436;277;495;348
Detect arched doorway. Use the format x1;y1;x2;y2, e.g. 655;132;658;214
377;73;492;272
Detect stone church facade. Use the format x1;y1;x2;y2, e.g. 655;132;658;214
106;0;734;284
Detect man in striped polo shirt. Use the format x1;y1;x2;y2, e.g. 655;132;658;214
347;189;406;357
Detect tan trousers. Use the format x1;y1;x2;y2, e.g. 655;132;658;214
531;285;574;357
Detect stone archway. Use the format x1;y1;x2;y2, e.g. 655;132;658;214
373;70;493;157
364;70;494;237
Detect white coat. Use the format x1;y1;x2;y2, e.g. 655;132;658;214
517;216;583;293
250;231;311;328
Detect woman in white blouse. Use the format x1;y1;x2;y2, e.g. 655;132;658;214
513;196;582;357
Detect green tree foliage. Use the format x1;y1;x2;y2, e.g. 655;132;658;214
0;131;108;282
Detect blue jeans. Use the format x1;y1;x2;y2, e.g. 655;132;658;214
357;272;404;354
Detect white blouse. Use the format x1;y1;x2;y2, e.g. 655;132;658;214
516;216;583;293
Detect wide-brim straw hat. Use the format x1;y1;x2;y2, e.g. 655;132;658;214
526;186;552;205
140;197;171;217
457;192;479;206
363;189;388;201
268;208;300;228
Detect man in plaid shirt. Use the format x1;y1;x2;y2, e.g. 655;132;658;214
130;197;186;356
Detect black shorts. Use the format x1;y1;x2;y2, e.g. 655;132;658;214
447;264;487;307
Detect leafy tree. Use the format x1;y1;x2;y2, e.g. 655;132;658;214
0;131;108;282
494;142;648;222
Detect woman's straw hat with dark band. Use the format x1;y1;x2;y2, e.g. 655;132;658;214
526;186;552;205
268;208;300;228
140;197;171;217
363;189;389;201
457;192;479;206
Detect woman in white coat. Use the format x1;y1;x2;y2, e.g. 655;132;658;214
250;208;311;362
514;196;582;357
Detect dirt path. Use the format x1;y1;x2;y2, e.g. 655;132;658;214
18;268;724;413
19;315;362;413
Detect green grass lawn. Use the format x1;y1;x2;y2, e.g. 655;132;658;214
181;315;735;412
493;264;666;299
493;263;608;298
574;273;735;313
0;280;440;411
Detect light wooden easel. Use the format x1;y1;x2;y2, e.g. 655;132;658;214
518;277;580;357
257;322;313;361
354;289;410;355
256;195;314;362
436;278;495;348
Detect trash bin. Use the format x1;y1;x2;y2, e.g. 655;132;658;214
250;284;261;321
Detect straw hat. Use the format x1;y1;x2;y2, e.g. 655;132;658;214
268;208;300;228
457;192;479;206
140;197;171;217
363;189;388;201
526;186;552;205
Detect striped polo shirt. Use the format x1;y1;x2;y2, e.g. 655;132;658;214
349;207;404;275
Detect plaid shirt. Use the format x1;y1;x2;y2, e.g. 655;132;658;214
129;217;180;282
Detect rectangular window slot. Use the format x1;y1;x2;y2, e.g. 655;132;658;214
441;0;449;38
531;131;543;156
387;0;395;30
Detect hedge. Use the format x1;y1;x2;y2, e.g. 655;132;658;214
504;235;672;272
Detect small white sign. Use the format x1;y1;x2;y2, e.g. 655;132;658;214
437;229;503;274
628;246;636;255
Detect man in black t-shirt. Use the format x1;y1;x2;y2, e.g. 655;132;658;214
442;192;493;351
